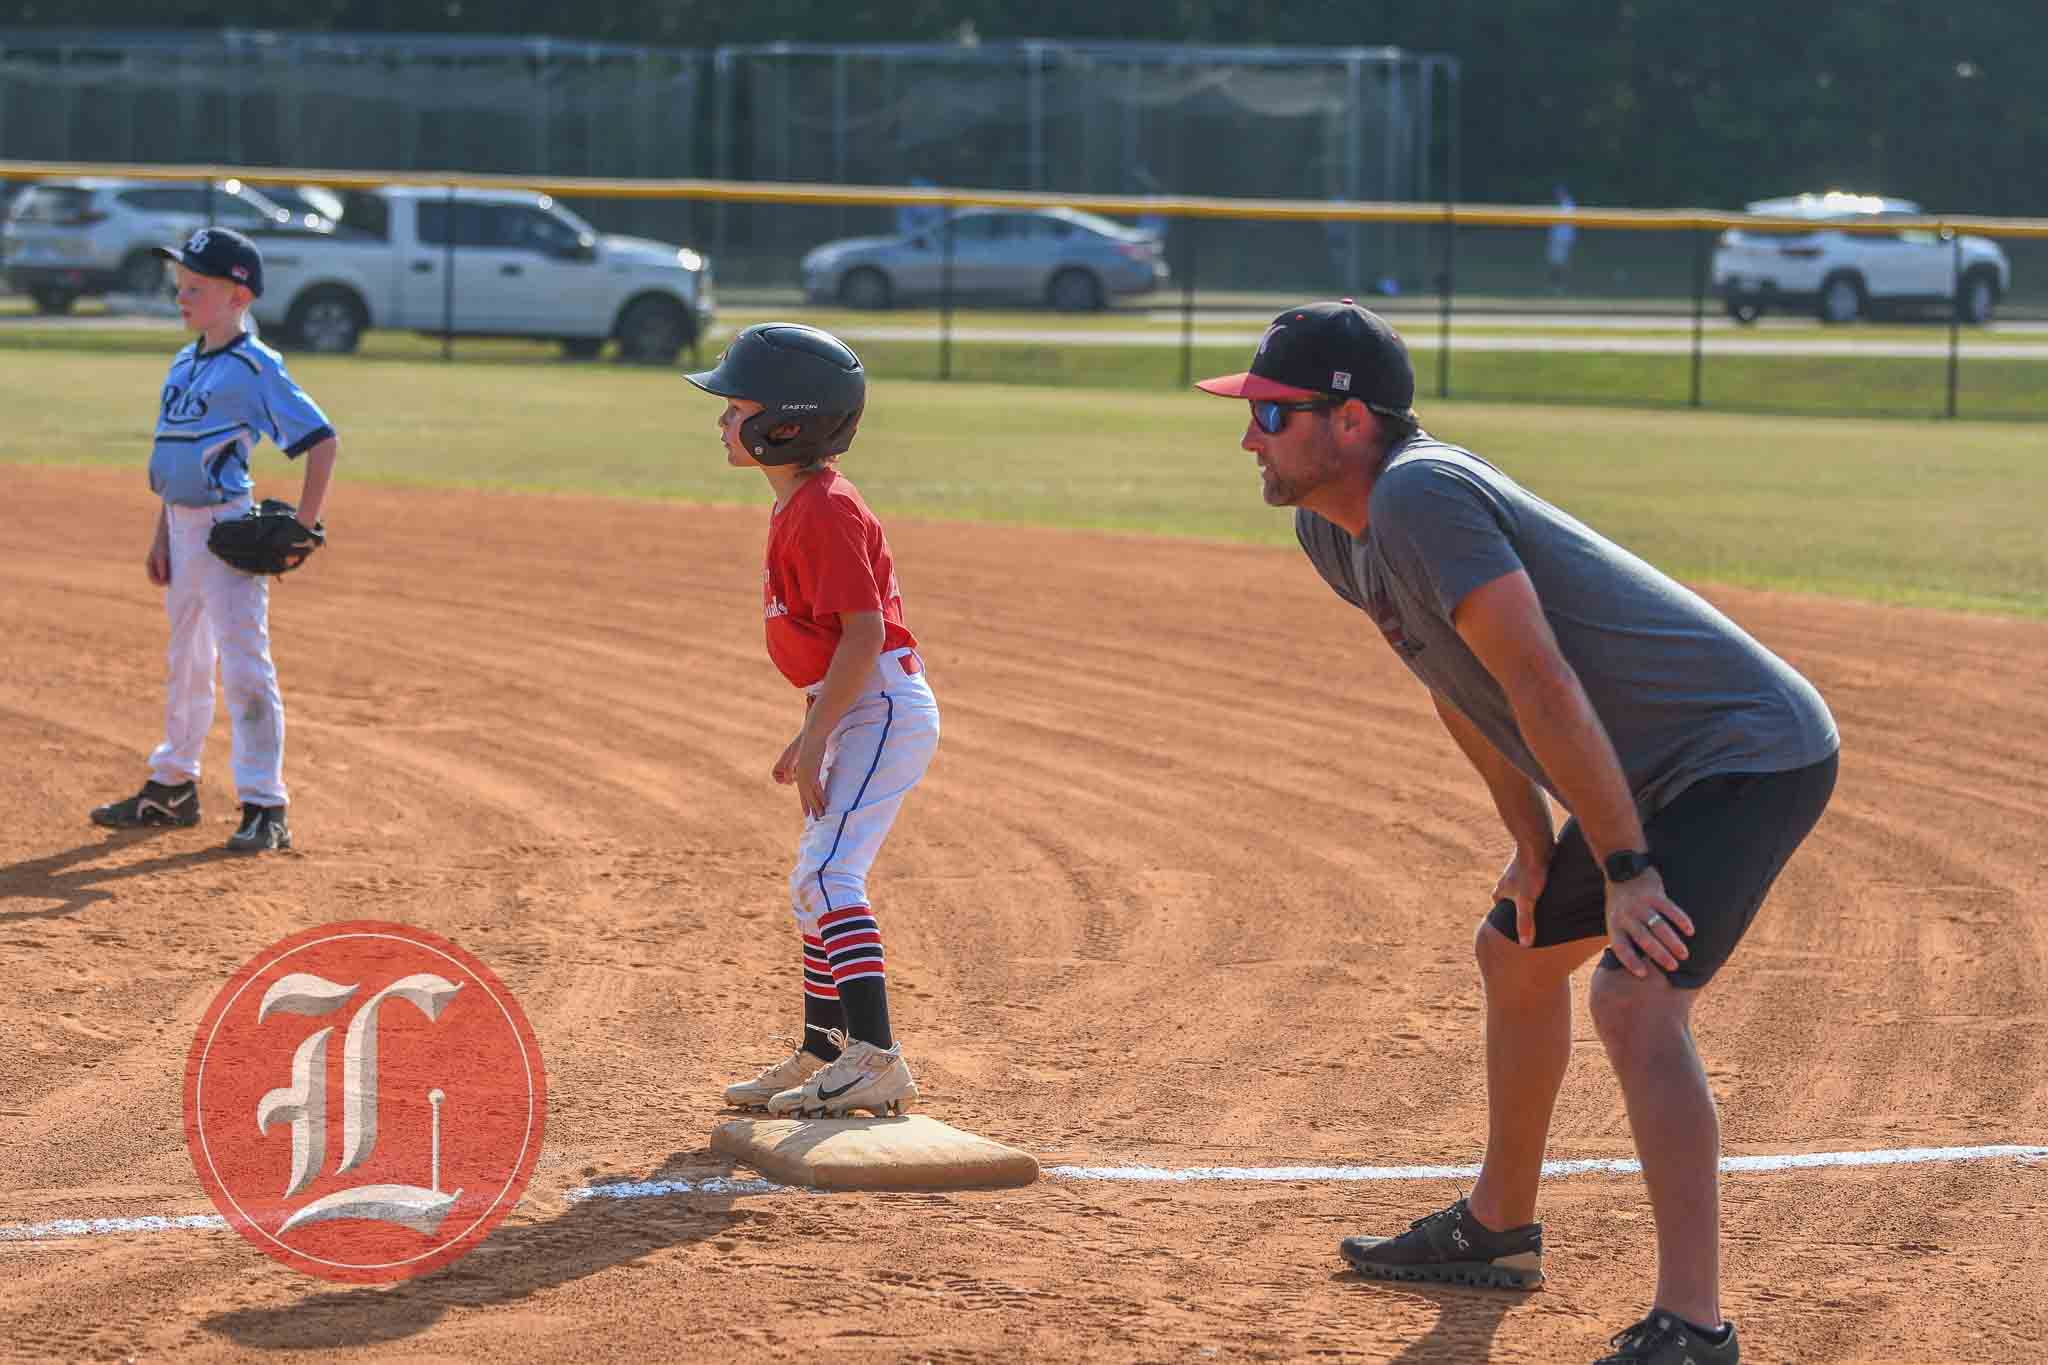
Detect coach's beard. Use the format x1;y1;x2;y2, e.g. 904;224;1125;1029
1260;461;1325;508
1258;460;1296;506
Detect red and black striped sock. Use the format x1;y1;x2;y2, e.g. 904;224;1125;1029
819;904;892;1050
801;933;844;1061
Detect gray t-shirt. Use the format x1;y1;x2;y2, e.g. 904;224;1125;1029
1297;435;1838;816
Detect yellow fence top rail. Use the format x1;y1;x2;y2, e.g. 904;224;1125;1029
6;159;2048;239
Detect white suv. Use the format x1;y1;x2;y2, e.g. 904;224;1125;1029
247;187;715;364
1;177;303;314
1712;192;2011;325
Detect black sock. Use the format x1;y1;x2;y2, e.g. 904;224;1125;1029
835;976;892;1050
1681;1318;1731;1345
802;993;844;1061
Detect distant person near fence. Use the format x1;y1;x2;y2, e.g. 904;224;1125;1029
1547;184;1578;292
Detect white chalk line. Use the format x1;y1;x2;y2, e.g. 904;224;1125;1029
566;1176;784;1202
3;1144;2039;1242
1047;1143;2048;1184
0;1212;229;1241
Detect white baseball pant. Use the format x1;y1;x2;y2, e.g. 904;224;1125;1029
789;648;940;944
146;496;289;807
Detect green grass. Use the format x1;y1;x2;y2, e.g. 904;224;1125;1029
834;339;2048;422
4;312;2041;419
4;341;2043;618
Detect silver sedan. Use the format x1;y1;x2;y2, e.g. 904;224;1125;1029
802;207;1169;311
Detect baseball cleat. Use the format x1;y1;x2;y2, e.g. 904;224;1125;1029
91;779;200;829
766;1038;918;1118
723;1031;840;1110
226;803;291;853
1339;1197;1544;1289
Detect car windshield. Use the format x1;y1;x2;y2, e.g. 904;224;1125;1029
288;186;347;221
1049;208;1135;239
535;197;596;239
223;182;292;223
9;186;99;222
1744;193;1919;221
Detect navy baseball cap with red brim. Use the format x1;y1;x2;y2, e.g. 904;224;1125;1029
1195;298;1416;421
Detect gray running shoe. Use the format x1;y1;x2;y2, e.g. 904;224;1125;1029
1338;1197;1544;1289
1594;1312;1739;1364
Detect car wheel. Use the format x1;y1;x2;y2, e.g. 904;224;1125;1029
1958;270;1999;326
1724;297;1764;325
560;337;605;360
1048;268;1104;312
285;287;367;354
616;296;689;365
118;250;166;298
1816;274;1865;324
838;268;892;311
29;286;77;315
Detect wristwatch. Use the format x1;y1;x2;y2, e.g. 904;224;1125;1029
1603;849;1655;883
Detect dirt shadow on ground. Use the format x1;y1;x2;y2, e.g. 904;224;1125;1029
201;1151;770;1350
0;836;237;922
1331;1271;1518;1362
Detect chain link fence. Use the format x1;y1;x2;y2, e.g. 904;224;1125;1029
6;163;2044;420
0;30;706;241
709;41;1454;293
0;32;1456;293
1;28;2042;420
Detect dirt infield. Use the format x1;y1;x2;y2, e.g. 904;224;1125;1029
2;464;2043;1363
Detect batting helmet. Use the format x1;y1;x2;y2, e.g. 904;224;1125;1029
684;323;866;466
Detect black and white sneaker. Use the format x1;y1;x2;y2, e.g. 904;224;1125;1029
1339;1197;1544;1289
90;779;200;829
226;803;291;853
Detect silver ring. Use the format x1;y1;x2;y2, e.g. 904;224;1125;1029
1645;912;1665;930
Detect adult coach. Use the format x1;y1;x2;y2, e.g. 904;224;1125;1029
1196;301;1837;1365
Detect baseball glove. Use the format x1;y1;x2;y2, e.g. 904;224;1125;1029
208;498;325;576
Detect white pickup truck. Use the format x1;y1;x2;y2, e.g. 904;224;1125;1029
248;186;715;363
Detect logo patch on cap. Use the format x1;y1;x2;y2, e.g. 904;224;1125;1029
187;228;214;254
231;266;249;280
1332;371;1352;391
1257;324;1283;356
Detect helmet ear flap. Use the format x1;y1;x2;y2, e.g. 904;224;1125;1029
817;406;863;459
737;409;798;465
737;404;863;466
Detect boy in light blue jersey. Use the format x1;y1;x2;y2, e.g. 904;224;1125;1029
89;226;341;853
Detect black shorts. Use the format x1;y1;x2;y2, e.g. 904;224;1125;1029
1483;751;1838;989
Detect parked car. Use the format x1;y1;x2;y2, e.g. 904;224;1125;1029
245;186;714;363
1711;191;2011;325
1;177;307;313
801;206;1169;311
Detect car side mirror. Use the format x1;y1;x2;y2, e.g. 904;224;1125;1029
555;236;597;263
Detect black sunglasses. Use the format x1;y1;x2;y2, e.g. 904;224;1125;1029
1250;397;1340;434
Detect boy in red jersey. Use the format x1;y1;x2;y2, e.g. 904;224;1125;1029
686;323;940;1118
